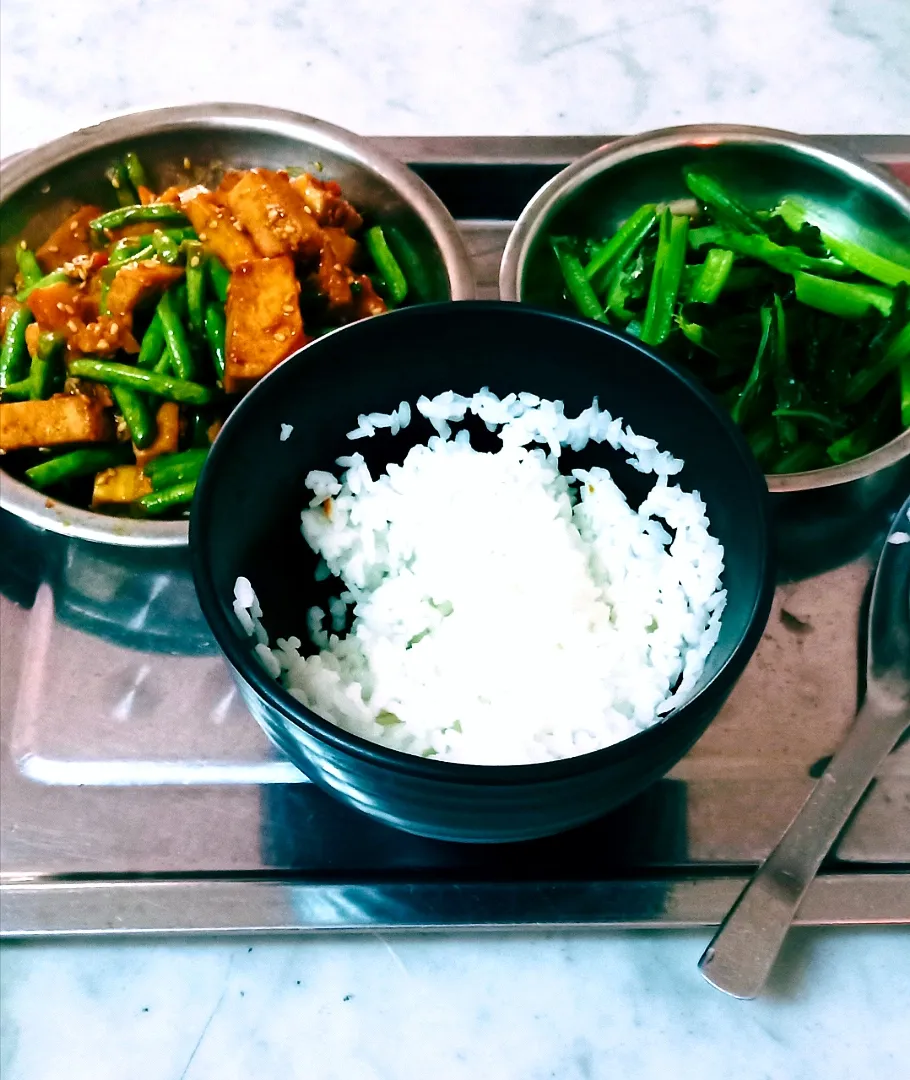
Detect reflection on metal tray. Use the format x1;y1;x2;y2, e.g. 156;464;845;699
2;135;909;937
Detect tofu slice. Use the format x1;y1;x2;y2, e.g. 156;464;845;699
225;169;323;259
180;190;258;270
316;238;354;312
322;227;358;266
351;275;387;320
0;394;112;451
35;206;103;272
92;465;152;506
224;256;305;394
26;281;96;332
72;316;140;357
105;260;184;320
289;174;363;232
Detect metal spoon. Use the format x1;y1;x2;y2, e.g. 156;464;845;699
699;493;910;999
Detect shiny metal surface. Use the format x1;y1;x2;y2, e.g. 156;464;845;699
0;104;475;548
3;875;909;938
700;495;910;997
1;135;909;937
498;124;910;495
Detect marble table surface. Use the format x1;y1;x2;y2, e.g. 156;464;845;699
2;0;909;1077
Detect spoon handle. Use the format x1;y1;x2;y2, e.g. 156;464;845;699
698;690;909;999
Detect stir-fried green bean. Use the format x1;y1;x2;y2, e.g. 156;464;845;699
15;246;44;287
184;241;205;333
145;448;209;490
67;359;214;405
90;203;189;234
206;256;231;303
29;331;65;400
364;226;408;305
203;302;226;381
25;446;132;490
136;479;197;515
156;289;196;380
0;307;33;388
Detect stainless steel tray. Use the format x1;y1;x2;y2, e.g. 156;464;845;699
2;135;909;937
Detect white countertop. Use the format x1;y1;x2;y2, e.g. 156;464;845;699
2;1;909;1077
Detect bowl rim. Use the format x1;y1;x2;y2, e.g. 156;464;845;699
498;121;910;494
0;101;476;548
190;298;776;784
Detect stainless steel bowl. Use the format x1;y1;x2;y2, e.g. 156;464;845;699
0;103;475;547
499;124;910;525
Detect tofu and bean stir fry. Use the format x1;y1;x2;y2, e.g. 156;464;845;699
0;151;425;516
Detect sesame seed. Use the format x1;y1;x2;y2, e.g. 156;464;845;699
303;206;312;215
56;302;66;311
282;305;294;315
67;319;78;332
111;177;121;189
64;304;75;314
47;244;59;253
96;340;110;351
274;332;287;342
333;263;343;272
19;240;26;250
40;183;51;194
109;322;120;334
184;157;192;169
198;233;208;241
233;222;244;232
190;255;201;268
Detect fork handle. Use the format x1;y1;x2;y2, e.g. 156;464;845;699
698;693;909;999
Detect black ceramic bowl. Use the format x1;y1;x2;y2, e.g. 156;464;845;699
190;302;774;843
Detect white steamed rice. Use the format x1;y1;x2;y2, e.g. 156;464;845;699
233;389;726;766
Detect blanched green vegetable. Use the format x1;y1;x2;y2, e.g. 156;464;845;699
549;164;909;472
777;198;910;287
641;212;689;346
552;241;606;323
585;204;657;289
687;248;734;304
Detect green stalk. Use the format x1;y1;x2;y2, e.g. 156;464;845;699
683;168;764;234
687;248;734;304
793;272;894;319
551;240;606;323
776;197;910;287
640;211;689;346
584;203;657;285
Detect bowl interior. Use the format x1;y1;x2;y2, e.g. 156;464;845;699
519;139;910;308
191;302;773;764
